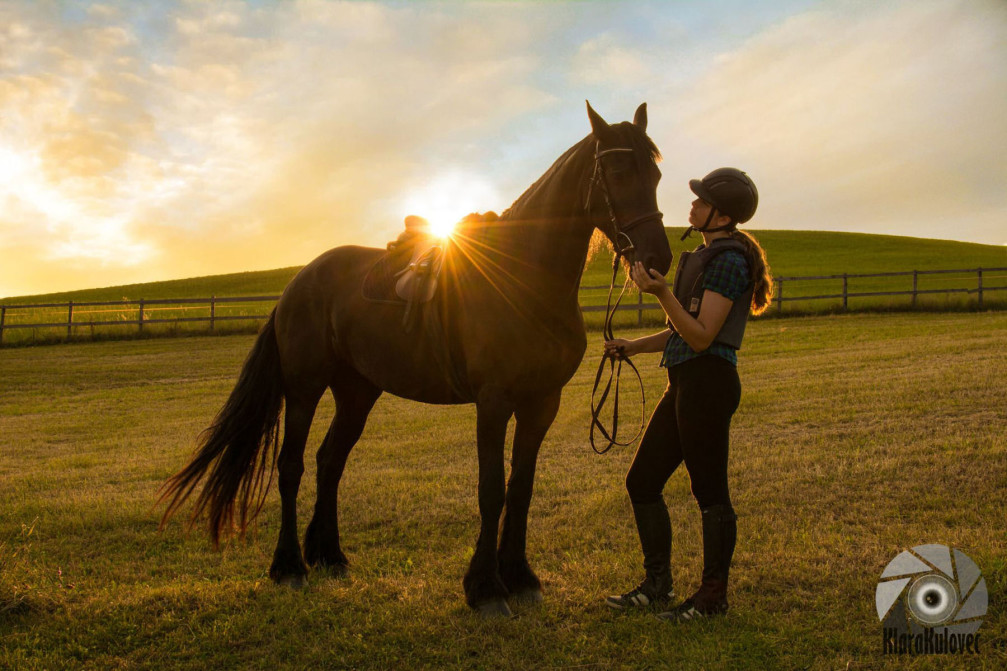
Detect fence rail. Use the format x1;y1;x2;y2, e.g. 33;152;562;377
771;267;1006;313
1;267;1004;346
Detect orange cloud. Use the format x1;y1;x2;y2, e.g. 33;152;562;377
1;0;1004;298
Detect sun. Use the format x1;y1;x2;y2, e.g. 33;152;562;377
429;217;457;238
399;170;499;240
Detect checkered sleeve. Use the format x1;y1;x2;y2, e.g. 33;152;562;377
701;250;750;301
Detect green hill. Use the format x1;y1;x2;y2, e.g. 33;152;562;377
584;228;1006;287
1;230;1003;347
4;230;1004;304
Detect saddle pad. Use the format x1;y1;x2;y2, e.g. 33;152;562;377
362;246;411;303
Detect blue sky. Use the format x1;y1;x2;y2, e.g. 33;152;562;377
0;0;1004;297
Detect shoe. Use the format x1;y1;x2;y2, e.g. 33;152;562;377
656;590;728;622
606;580;675;610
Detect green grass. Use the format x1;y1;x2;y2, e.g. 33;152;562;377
1;231;1005;347
1;312;1005;669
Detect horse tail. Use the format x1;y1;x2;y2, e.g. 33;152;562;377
158;310;284;548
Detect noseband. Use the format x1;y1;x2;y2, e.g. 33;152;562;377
586;142;662;454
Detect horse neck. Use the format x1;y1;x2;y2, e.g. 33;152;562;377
488;138;597;301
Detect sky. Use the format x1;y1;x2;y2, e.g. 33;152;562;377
1;0;1005;298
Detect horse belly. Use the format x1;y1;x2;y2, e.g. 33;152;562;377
463;324;588;400
339;304;471;404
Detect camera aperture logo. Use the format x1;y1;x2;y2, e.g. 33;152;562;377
876;544;987;655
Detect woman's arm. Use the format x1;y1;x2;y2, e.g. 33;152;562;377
630;261;734;353
603;329;672;358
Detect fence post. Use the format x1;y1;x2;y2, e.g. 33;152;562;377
912;270;918;307
842;273;848;310
210;295;216;332
0;305;5;346
67;301;74;339
777;278;783;314
138;299;145;334
637;291;643;327
977;268;983;309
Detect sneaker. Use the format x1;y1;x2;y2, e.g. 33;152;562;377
605;582;675;610
656;595;728;622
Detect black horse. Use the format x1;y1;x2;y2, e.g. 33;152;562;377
161;102;672;616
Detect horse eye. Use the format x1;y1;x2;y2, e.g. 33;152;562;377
609;158;633;174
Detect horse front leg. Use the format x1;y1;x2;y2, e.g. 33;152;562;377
498;390;561;604
463;396;513;616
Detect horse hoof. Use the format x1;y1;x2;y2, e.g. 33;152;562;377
511;589;543;605
475;599;513;618
278;574;307;590
327;563;349;579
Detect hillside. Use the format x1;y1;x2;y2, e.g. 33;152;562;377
4;230;1004;304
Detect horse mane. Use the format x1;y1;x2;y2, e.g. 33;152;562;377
449;120;662;265
500;122;662;222
460;211;500;225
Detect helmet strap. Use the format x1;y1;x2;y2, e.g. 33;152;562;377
681;207;726;241
702;222;738;234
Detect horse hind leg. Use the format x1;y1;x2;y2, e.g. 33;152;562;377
269;389;324;587
304;368;382;575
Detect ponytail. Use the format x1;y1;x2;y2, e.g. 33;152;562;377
729;229;773;315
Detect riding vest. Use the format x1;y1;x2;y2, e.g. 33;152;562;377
669;238;753;350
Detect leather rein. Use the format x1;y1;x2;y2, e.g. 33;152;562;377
587;143;662;454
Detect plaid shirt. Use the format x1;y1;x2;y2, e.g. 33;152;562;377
660;250;750;368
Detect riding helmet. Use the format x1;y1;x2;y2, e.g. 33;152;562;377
689;168;758;224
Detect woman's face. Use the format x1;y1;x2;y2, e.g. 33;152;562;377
689;197;730;230
689;198;714;228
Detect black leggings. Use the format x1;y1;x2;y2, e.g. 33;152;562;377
626;354;741;510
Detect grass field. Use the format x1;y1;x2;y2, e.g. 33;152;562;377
1;312;1005;669
2;230;1004;347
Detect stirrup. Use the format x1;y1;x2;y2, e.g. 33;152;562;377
605;583;674;610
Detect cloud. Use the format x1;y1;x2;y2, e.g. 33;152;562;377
659;0;1007;242
0;0;562;296
571;34;653;86
1;0;1004;298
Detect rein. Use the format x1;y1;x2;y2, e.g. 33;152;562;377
587;143;659;454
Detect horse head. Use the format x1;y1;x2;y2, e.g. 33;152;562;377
586;102;672;276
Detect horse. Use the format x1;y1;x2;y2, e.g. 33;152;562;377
160;102;672;616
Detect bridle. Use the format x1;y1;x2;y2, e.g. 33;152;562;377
586;144;663;255
587;141;662;454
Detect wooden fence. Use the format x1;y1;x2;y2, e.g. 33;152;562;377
1;267;1004;346
0;296;278;347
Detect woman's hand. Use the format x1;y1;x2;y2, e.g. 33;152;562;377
630;261;669;296
603;338;637;359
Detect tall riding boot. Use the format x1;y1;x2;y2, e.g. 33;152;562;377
605;501;674;609
659;504;736;622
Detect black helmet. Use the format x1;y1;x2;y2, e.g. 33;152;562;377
689;168;758;224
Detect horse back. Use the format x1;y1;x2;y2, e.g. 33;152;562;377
274;243;588;404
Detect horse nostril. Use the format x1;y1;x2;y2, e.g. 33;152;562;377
648;254;671;276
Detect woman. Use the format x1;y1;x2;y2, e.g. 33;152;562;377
603;167;772;622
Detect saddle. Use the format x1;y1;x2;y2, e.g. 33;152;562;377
395;241;445;331
362;230;446;333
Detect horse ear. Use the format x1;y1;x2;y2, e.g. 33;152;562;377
586;101;616;142
633;103;648;132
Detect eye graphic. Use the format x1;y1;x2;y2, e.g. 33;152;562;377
876;544;987;638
